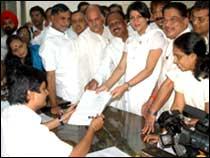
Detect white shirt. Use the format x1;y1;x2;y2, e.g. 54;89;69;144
124;24;166;115
1;35;8;61
127;23;138;37
1;105;72;157
173;71;209;111
77;27;112;92
94;37;126;110
67;27;78;40
39;26;81;103
157;27;191;115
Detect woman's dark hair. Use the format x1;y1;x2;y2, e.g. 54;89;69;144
5;35;32;84
8;65;47;104
127;1;150;21
17;25;32;43
174;32;209;81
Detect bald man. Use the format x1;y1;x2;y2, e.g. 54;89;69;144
76;5;113;96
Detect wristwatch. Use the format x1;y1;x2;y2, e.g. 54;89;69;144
125;82;132;91
147;109;158;116
58;115;64;126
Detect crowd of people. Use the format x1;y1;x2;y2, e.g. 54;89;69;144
1;1;209;156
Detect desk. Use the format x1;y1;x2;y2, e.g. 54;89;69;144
53;106;173;157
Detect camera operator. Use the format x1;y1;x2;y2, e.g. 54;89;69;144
170;32;209;126
143;32;209;156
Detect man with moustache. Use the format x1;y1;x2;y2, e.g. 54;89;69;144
1;10;18;61
142;2;191;134
191;1;209;51
85;11;128;110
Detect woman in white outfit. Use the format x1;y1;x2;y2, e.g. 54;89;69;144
171;32;209;117
97;2;166;115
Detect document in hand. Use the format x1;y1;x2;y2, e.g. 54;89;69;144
68;90;112;125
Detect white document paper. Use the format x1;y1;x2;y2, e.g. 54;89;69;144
86;146;131;157
68;90;112;125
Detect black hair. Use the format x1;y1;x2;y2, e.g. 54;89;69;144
163;2;188;18
8;65;47;104
106;11;126;25
45;7;52;14
174;32;209;81
51;3;70;16
16;25;32;42
78;2;90;11
192;1;209;10
150;1;170;14
127;1;150;20
109;4;123;13
29;6;45;18
5;35;32;84
100;5;110;18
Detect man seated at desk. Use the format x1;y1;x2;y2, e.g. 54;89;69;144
1;65;104;157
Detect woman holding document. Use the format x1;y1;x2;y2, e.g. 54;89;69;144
97;1;166;116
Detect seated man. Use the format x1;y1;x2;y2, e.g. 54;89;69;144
1;65;104;157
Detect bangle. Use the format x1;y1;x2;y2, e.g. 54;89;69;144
58;115;64;126
147;109;158;116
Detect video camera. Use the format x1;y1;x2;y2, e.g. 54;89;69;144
157;105;209;157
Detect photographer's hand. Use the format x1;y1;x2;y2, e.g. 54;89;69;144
143;134;159;144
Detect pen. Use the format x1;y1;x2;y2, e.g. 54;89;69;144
88;116;95;119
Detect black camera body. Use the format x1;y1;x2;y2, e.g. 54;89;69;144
157;107;209;157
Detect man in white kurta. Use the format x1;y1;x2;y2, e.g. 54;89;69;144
39;5;81;115
40;26;80;104
76;5;113;95
1;10;18;61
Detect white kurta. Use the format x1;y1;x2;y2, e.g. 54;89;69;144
157;28;191;115
173;71;209;111
124;25;166;116
67;27;78;40
77;27;112;94
1;105;72;157
39;26;81;103
93;37;126;110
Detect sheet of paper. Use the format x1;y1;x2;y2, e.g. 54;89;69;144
86;146;130;157
68;90;112;125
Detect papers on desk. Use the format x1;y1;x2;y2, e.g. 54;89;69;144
68;90;112;126
86;146;130;157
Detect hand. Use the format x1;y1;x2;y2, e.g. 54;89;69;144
61;104;77;124
96;84;109;94
143;134;159;144
141;101;150;118
85;79;99;90
111;84;128;99
142;113;156;135
51;106;63;115
25;21;33;29
89;114;104;133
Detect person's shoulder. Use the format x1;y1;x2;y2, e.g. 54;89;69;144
2;104;23;117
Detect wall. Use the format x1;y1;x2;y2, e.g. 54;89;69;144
25;1;196;22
